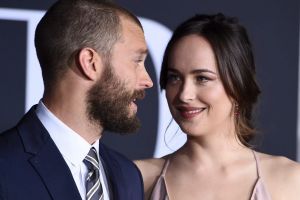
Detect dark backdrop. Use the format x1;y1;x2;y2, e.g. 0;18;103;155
0;0;299;160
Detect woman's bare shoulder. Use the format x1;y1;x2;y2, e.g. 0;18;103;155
134;157;168;197
258;152;300;176
256;152;300;199
135;158;166;173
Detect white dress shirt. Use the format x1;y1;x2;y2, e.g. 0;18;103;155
36;101;110;200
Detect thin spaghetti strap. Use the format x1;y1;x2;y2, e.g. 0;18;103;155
161;158;170;177
252;150;261;178
150;159;170;200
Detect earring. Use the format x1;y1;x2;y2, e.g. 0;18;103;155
234;103;239;116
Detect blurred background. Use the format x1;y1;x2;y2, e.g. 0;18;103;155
0;0;299;160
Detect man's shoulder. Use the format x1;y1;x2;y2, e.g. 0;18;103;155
0;106;38;145
0;126;20;150
0;107;42;158
0;126;26;171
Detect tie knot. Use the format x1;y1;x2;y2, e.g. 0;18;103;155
84;147;99;171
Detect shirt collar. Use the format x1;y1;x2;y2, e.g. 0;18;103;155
35;100;99;167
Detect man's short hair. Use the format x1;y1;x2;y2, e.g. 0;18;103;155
35;0;142;91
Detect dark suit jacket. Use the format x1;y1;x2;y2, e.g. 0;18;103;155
0;106;144;200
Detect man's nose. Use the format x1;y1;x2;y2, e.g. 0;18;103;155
139;68;153;89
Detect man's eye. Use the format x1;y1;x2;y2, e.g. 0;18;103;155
134;59;144;65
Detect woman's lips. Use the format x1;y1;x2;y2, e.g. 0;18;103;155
176;106;206;119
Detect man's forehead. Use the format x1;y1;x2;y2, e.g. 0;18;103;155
120;20;146;45
119;16;144;36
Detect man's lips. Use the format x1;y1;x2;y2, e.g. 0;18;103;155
130;100;138;113
130;98;138;107
176;106;206;119
133;90;145;101
130;90;145;107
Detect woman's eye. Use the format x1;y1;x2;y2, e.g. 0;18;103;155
167;74;180;83
196;76;209;83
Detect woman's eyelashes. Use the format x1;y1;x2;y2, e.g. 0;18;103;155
166;73;181;84
195;74;216;84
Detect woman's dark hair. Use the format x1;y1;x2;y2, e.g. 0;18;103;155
160;13;261;146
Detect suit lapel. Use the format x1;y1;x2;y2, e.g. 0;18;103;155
18;106;82;200
28;142;82;200
99;143;122;200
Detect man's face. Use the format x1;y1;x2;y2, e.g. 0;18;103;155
87;16;153;134
87;62;145;134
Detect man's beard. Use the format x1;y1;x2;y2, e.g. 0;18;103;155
86;62;145;134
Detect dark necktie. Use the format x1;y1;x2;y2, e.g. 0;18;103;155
83;147;104;200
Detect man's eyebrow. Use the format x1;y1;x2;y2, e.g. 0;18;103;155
135;49;148;55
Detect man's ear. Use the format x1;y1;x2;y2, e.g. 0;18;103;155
78;47;103;80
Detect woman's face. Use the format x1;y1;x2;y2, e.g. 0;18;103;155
165;34;234;137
